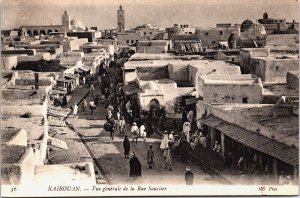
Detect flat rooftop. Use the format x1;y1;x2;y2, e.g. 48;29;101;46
252;55;299;60
35;162;95;185
212;103;298;146
1;145;28;164
124;59;238;70
1;88;47;101
129;53;203;61
263;84;299;96
1;116;44;140
200;74;259;85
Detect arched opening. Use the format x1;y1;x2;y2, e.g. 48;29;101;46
27;30;32;36
54;29;59;32
149;99;160;119
47;29;53;34
148;98;161;135
33;30;38;36
40;30;46;35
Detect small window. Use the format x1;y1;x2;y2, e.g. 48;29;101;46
276;66;279;72
120;15;122;17
144;32;146;35
205;32;208;36
150;32;152;35
189;32;192;34
126;40;129;44
220;31;223;35
136;40;138;43
131;40;134;43
242;97;248;104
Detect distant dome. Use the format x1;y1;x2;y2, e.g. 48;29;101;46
71;19;83;27
241;20;253;32
168;26;183;34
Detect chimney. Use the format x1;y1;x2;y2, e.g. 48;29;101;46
35;73;39;89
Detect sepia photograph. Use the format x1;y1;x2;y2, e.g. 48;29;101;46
1;0;299;196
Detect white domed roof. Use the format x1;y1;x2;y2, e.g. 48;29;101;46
71;19;83;27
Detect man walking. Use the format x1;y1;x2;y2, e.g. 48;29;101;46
163;145;172;171
129;152;142;179
147;144;154;169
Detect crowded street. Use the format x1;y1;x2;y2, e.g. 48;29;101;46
67;82;222;185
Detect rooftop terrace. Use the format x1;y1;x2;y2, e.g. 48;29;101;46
1;116;45;140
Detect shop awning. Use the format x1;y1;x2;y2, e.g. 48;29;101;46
125;87;142;95
64;73;80;79
215;119;298;166
78;66;91;72
123;82;139;92
74;68;84;73
199;115;224;128
185;97;201;106
123;82;141;95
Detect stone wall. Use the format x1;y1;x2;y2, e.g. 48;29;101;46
1;146;35;185
287;71;299;90
124;70;137;84
2;49;36;56
0;56;18;70
1;100;47;117
188;65;198;87
240;48;270;74
198;80;263;104
266;34;299;48
168;64;189;82
59;52;84;65
15;78;52;86
136;46;168;54
196;28;238;48
117;32;141;46
136;66;169;80
250;57;299;83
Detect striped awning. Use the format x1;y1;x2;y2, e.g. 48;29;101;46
200;116;299;166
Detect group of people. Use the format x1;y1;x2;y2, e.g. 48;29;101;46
123;136;194;185
104;104;126;141
278;171;293;186
122;137;153;179
130;122;147;143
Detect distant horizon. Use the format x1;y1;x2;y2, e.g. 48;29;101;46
2;0;299;30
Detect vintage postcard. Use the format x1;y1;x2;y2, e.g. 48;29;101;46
1;0;299;196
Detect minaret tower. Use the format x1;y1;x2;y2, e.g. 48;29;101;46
117;5;125;32
62;10;71;32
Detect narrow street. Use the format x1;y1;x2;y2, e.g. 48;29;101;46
66;83;222;185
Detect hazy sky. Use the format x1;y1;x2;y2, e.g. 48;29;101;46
2;0;299;30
